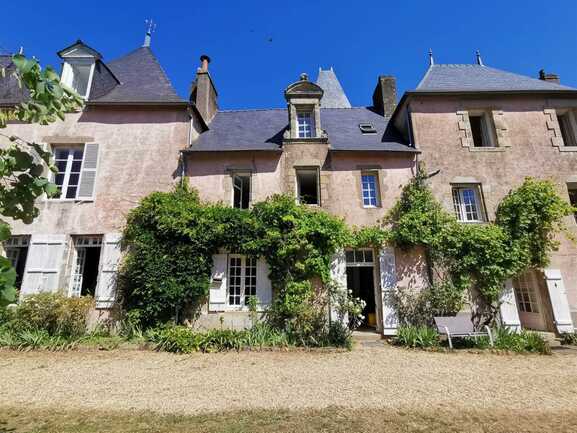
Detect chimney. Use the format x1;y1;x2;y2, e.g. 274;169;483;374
191;55;218;123
372;75;397;118
539;69;560;84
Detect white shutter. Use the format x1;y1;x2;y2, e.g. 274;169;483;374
544;269;574;334
77;143;99;200
379;247;397;335
499;279;521;332
256;257;272;307
209;253;227;311
95;233;122;309
330;250;347;323
20;234;67;296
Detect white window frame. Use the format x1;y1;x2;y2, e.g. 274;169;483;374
51;145;85;201
361;171;380;208
468;111;496;148
452;184;486;223
345;248;375;267
514;272;540;314
232;172;251;209
295;167;320;206
68;236;103;298
556;109;577;147
226;254;257;310
296;110;314;138
60;59;95;99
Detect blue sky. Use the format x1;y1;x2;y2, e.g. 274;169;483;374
2;1;576;109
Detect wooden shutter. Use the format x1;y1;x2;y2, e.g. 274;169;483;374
95;233;122;309
209;253;228;311
379;247;398;335
499;279;521;332
544;269;574;334
77;143;99;200
330;250;347;323
20;234;67;297
256;257;272;307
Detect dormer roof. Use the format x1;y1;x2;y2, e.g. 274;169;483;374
57;40;102;60
284;74;324;101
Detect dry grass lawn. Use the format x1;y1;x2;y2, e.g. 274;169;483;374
1;344;576;432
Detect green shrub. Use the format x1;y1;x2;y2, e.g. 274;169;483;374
460;327;551;354
13;293;93;337
393;325;439;348
0;327;81;351
561;332;577;345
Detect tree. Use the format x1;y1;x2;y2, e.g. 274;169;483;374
0;54;83;306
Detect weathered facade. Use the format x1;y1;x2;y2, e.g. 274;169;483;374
392;59;577;333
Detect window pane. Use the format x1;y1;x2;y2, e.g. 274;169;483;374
297;169;319;205
361;174;377;207
469;115;485;147
70;64;91;96
54;149;70;159
68;173;80;186
73;149;84;159
364;250;373;263
71;160;83;172
297;112;314;138
55;174;65;187
345;251;354;263
56;160;68;172
65;186;77;199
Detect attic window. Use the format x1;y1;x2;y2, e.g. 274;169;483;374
61;61;94;99
359;123;377;134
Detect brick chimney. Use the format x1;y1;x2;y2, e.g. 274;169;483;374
372;75;397;118
539;69;560;84
191;55;218;123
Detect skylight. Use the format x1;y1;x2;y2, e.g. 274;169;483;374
359;122;377;134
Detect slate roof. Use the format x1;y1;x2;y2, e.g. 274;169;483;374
186;107;416;153
416;64;577;92
90;47;184;104
316;68;352;108
0;55;28;105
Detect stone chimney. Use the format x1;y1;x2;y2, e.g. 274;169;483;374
539;69;560;84
191;55;218;123
372;75;397;118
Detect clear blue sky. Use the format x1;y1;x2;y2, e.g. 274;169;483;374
2;1;576;109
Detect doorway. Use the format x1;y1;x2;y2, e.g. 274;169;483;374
345;249;377;330
513;271;547;331
69;236;102;297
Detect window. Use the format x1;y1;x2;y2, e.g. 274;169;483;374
359;122;377;134
232;173;251;209
69;236;102;297
52;146;84;199
4;236;30;288
361;172;380;208
297;111;314;138
296;168;320;205
228;255;257;306
345;248;374;265
568;186;577;222
514;273;539;313
61;62;93;98
452;185;485;222
557;112;577;147
469;113;495;147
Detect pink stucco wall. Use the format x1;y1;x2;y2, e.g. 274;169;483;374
2;106;189;235
410;95;577;315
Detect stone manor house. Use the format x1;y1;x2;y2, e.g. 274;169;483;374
1;37;576;335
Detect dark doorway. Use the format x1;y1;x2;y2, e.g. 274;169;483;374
80;247;101;297
346;266;376;328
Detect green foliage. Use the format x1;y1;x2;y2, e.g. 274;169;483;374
0;327;82;351
393;325;440;348
387;170;575;325
9;293;93;337
0;55;83;305
348;225;389;249
560;332;577;345
462;328;551;354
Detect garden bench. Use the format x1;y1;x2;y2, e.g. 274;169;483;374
434;314;494;349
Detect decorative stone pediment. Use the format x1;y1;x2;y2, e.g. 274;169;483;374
284;74;324;101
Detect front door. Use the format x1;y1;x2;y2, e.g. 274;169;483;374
345;249;376;329
513;271;547;331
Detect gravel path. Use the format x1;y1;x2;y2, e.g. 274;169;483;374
1;345;577;415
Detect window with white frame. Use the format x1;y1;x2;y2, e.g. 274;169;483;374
452;185;485;222
361;171;380;207
4;235;30;288
557;110;577;147
69;236;102;298
345;248;374;265
228;255;257;306
232;173;251;209
52;146;84;199
514;273;539;313
296;167;320;205
469;112;496;147
297;110;314;138
61;61;94;99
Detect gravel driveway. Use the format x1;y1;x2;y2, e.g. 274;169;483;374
1;345;577;415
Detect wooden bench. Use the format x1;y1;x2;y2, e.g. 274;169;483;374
434;314;494;349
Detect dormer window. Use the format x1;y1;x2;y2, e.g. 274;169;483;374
359;122;377;134
297;111;314;138
57;40;101;99
61;61;94;98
